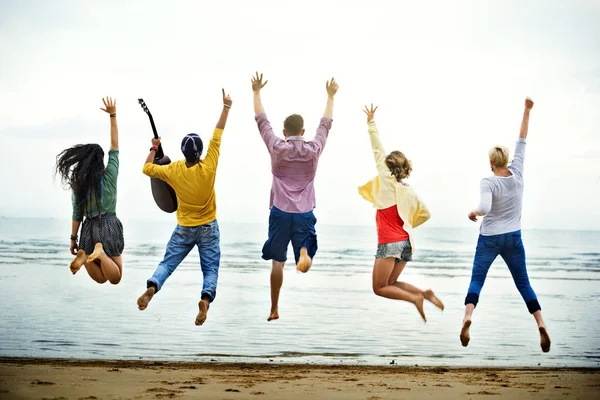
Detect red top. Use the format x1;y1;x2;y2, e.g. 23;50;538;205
376;205;409;244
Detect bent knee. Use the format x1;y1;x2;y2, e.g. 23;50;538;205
108;276;122;285
372;284;384;296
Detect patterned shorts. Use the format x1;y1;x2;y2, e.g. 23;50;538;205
79;213;124;257
376;240;412;263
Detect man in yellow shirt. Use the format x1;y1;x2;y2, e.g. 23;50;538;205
136;89;232;326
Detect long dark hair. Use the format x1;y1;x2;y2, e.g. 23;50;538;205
54;144;105;216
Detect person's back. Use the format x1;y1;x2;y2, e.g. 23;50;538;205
256;113;330;213
477;139;526;236
251;72;338;322
151;155;219;226
463;97;551;354
138;89;232;327
143;126;223;227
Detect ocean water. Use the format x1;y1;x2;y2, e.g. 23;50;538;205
0;217;598;367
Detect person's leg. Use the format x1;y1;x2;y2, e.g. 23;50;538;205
461;235;499;346
386;247;445;311
500;231;550;352
261;207;293;321
269;260;285;321
87;243;121;284
291;211;318;273
196;221;221;326
137;226;195;310
70;250;88;274
372;258;426;321
83;258;108;283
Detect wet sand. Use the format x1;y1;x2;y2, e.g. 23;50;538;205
1;357;598;399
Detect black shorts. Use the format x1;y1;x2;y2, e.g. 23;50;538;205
79;213;124;257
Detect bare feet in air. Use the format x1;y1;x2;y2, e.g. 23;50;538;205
296;248;312;273
414;293;427;322
70;250;87;274
137;287;156;310
87;243;106;263
460;319;472;347
539;326;551;353
195;299;209;326
424;289;444;311
267;308;279;322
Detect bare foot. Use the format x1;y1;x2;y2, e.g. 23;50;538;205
460;319;472;347
424;289;444;311
87;243;105;263
539;326;551;353
267;308;279;322
195;300;209;326
296;248;312;273
137;287;156;310
414;294;427;322
70;250;87;274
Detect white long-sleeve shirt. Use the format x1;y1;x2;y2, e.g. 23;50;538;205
475;138;526;236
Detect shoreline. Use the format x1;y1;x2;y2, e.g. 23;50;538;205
1;357;599;399
2;356;600;371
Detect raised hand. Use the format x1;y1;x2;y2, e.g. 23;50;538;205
100;96;117;115
251;72;268;93
222;88;233;108
152;137;161;147
525;97;534;110
326;78;339;98
363;103;378;122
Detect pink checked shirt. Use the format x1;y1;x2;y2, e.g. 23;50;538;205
255;113;333;213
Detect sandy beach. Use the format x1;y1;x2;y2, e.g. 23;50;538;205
0;358;598;400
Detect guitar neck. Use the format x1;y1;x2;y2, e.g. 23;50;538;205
145;112;165;159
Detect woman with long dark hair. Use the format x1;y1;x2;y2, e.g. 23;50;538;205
54;97;123;284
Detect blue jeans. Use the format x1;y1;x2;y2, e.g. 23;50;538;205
465;230;541;314
147;220;220;302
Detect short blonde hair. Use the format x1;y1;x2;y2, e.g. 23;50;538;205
488;145;509;169
385;151;412;181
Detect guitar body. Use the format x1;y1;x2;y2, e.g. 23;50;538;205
138;98;179;214
150;155;178;213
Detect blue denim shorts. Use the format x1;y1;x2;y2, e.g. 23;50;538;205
262;206;318;264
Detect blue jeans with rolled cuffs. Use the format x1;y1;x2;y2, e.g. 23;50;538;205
147;220;220;303
465;230;541;314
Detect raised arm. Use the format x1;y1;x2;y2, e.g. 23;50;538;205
323;78;338;119
216;88;232;130
252;72;268;115
363;104;389;178
100;97;118;150
511;97;533;177
311;78;338;153
252;72;284;152
203;89;233;170
519;97;534;139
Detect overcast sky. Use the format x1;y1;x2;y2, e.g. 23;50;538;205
1;0;599;230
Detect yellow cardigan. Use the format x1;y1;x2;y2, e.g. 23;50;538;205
358;122;430;252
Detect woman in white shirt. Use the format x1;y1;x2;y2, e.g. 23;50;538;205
460;98;550;353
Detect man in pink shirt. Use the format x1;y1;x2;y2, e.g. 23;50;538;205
252;72;339;321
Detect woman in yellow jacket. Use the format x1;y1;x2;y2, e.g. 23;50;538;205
358;104;443;322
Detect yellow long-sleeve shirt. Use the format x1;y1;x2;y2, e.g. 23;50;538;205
143;129;223;226
358;122;430;251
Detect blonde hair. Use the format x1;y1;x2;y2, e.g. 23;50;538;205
488;145;509;169
385;151;412;181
